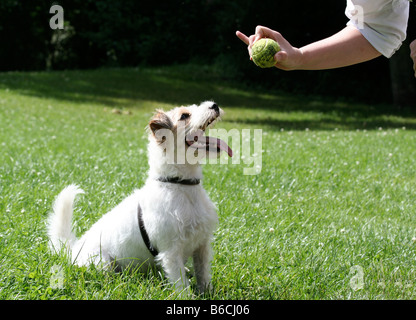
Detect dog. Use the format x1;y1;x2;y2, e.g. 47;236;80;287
47;101;232;294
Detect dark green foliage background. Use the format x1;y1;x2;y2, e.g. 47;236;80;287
1;0;412;103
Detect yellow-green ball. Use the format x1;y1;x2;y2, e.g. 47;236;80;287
251;38;280;68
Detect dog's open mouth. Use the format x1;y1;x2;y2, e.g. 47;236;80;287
201;118;216;132
186;130;233;157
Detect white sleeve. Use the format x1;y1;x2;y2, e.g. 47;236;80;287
345;0;409;58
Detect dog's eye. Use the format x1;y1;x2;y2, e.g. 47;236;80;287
180;113;191;120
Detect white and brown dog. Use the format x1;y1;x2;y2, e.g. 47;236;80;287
47;101;232;293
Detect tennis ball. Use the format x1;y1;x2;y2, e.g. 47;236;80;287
251;38;280;68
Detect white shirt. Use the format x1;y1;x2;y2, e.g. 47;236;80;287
345;0;409;57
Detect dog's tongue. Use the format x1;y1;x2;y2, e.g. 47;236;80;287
187;135;233;157
207;136;233;157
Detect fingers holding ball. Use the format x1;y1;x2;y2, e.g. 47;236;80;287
251;38;281;68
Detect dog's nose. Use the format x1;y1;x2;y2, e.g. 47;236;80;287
210;103;219;115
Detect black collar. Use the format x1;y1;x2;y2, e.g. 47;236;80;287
157;177;200;185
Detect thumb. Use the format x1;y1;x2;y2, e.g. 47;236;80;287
275;51;288;63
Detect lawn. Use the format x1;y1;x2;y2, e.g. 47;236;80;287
1;66;416;300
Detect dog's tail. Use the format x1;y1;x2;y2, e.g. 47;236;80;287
47;185;84;252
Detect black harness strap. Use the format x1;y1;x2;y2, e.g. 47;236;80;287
138;177;200;257
138;204;159;257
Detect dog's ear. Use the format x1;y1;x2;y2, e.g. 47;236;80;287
148;110;174;136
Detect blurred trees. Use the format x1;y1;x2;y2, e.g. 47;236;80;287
389;7;416;108
0;0;414;105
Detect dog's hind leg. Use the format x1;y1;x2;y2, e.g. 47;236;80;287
73;245;113;270
193;241;213;293
90;250;114;270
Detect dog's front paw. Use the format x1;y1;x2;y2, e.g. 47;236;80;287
174;283;193;299
197;282;213;295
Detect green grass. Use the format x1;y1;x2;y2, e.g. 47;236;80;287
1;66;416;300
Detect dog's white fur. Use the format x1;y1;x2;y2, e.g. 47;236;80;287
47;101;226;293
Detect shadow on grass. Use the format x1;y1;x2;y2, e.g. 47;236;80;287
231;116;416;131
1;66;415;131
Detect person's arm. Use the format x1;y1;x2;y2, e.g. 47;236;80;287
236;25;381;71
410;39;416;78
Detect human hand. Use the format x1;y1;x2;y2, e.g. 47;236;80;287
410;39;416;78
236;25;303;71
